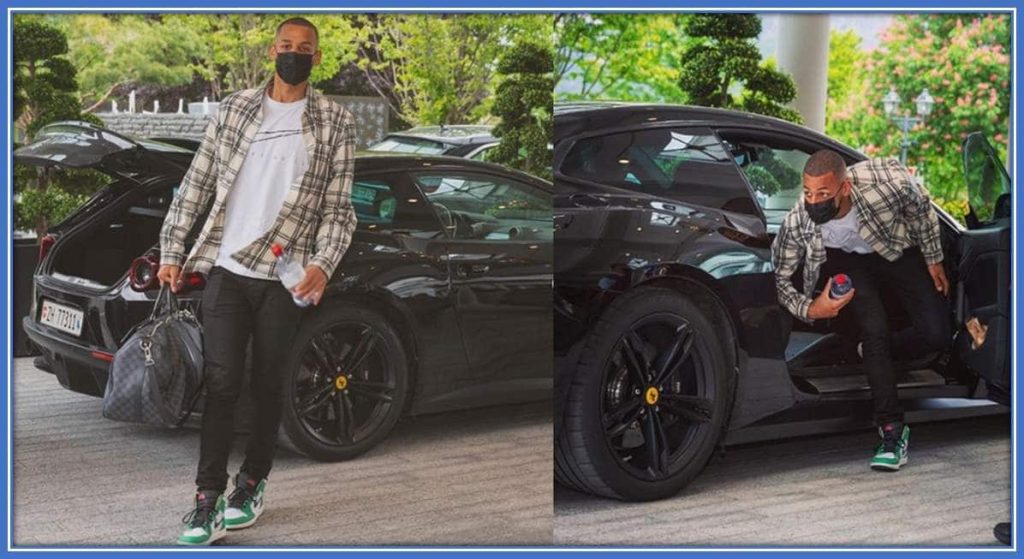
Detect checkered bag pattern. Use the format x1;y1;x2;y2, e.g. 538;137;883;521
103;286;204;427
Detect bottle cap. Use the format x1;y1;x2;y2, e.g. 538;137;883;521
835;273;848;285
270;243;283;257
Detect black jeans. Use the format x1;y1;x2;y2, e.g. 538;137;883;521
195;265;305;492
820;246;951;425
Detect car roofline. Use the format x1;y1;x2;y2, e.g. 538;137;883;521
553;101;859;155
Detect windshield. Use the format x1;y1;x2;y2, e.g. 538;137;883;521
368;136;447;155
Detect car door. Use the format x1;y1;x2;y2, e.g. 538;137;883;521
340;170;475;401
955;133;1011;399
410;169;553;388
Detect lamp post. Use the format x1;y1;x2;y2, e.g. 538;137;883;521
883;87;935;165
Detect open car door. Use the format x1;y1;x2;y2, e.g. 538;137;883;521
955;133;1011;402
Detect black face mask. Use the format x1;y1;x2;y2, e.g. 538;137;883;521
805;194;840;224
275;51;314;86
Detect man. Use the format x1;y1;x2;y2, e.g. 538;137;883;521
157;17;357;545
771;149;950;472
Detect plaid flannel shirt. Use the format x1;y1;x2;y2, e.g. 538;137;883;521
159;78;357;280
771;157;944;323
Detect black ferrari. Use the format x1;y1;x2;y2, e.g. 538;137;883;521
18;121;553;461
552;102;1010;501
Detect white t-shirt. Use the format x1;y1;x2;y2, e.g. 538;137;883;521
820;203;875;254
216;92;310;278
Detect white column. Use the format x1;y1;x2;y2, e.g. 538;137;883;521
775;14;830;132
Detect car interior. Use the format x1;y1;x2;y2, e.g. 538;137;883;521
412;173;552;242
561;128;763;218
48;180;177;289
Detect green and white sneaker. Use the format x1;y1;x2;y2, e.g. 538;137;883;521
224;472;266;530
870;422;910;471
177;490;226;545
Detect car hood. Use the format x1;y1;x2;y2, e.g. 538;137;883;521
14;121;194;182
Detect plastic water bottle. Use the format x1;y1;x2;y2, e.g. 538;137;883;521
829;273;854;299
270;243;311;307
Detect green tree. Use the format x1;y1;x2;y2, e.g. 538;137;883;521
36;14;198;111
13;18;108;238
164;14;357;100
13;19;81;137
555;13;689;102
677;14;801;123
828;14;1011;223
353;14;550;126
490;42;553;180
13;166;109;238
824;29;862;136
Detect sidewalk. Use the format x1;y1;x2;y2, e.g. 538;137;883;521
555;414;1010;546
12;357;552;546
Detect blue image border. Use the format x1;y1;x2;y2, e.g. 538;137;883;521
0;1;1018;557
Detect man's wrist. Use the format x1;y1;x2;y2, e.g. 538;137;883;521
308;255;335;280
309;262;328;278
159;252;185;268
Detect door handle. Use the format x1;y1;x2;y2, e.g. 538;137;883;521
456;263;490;278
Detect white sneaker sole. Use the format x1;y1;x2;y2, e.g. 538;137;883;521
871;454;908;471
178;527;226;546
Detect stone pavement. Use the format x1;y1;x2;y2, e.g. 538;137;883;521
11;357;552;546
555;414;1011;547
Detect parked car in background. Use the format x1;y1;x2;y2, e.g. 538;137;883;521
18;121;553;461
367;125;497;160
553;101;1010;501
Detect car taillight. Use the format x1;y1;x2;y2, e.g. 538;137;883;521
182;272;206;292
129;254;160;292
38;234;56;262
129;253;206;293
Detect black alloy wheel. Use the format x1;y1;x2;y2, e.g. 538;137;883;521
555;286;734;501
281;306;409;461
601;313;715;481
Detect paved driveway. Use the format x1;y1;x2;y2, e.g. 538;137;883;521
555;414;1011;546
12;358;552;546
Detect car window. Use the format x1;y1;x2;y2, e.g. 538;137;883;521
560;127;760;217
367;136;446;155
469;144;496;161
411;172;552;242
352;178;400;227
716;134;815;226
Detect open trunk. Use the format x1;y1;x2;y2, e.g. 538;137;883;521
15;121;197;290
46;181;177;289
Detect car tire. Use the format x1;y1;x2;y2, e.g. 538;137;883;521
280;304;410;461
555;286;735;501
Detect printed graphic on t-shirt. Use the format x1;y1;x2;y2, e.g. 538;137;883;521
252;129;303;144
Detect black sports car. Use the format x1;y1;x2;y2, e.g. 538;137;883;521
19;121;553;461
552;102;1010;501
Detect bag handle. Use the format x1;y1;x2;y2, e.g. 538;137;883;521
149;282;181;321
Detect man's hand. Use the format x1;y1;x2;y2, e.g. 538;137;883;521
807;276;856;320
157;265;182;293
927;262;949;296
292;265;328;306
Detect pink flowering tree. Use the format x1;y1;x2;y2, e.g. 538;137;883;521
828;14;1010;223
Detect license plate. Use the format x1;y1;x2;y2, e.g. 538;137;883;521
39;299;84;337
